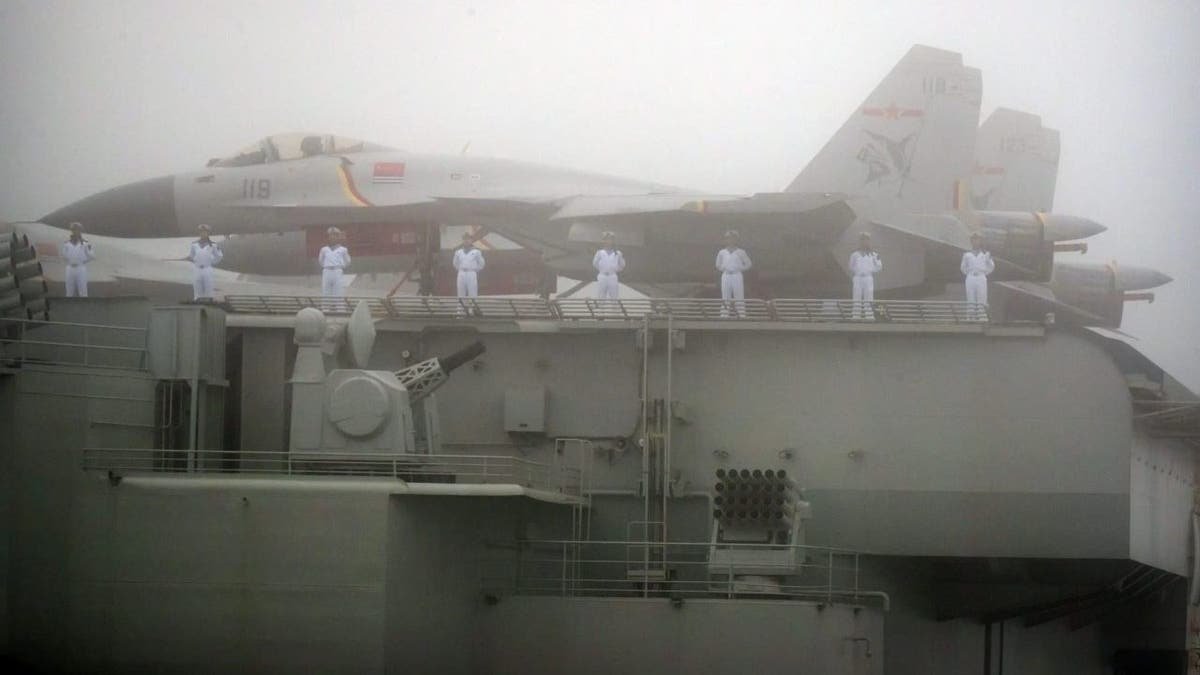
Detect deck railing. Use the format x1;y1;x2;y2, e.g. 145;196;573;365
479;538;889;608
221;294;990;324
81;447;582;495
0;316;148;370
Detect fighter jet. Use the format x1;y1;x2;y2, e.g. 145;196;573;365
42;45;1108;298
954;108;1172;327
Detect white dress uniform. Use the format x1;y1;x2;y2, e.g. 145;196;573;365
188;240;223;300
592;248;625;300
453;246;486;297
848;249;883;319
960;249;995;320
715;247;753;317
318;245;352;297
59;239;95;298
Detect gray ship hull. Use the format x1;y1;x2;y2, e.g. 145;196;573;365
1;297;1194;673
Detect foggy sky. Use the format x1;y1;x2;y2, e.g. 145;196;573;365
1;0;1197;389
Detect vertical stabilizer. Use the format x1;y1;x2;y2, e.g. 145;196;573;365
971;107;1060;212
786;45;982;214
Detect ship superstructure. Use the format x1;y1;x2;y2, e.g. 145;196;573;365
2;293;1196;674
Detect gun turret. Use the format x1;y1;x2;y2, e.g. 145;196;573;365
393;341;486;404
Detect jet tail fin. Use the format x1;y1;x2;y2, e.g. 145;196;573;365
786;45;982;213
970;108;1061;212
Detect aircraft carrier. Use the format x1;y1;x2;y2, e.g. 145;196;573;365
0;42;1194;672
1;217;1197;674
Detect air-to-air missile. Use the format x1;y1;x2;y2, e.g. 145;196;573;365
999;261;1173;327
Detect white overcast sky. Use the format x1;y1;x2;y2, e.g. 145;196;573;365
1;0;1197;389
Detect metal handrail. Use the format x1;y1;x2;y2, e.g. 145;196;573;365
0;316;145;332
220;295;394;318
479;538;887;609
0;316;148;370
221;294;992;324
387;295;557;320
81;448;582;494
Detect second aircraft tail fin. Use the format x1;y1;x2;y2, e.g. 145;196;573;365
969;107;1061;212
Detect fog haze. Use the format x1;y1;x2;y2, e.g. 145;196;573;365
1;0;1196;389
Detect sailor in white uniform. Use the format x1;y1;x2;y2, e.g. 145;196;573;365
715;230;753;318
453;231;486;298
848;232;882;319
187;224;223;301
960;232;995;321
592;231;625;301
318;227;352;298
59;222;95;298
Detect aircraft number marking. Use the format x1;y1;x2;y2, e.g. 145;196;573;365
242;178;271;199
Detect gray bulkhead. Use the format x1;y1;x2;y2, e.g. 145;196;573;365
1;299;1193;674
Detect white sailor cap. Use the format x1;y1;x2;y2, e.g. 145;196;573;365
723;229;740;238
197;223;212;232
601;231;616;240
69;222;83;231
327;226;344;236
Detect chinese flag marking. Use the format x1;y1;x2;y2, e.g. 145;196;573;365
372;162;406;183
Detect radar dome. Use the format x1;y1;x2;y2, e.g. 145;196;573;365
294;307;327;344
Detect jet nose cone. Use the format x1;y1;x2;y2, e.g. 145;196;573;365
41;175;177;237
1039;214;1107;241
1115;265;1173;291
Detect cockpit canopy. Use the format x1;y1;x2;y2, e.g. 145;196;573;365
208;133;395;167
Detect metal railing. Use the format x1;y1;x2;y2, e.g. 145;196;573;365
219;295;394;318
479;538;888;608
81;448;582;495
388;296;557;320
0;316;148;370
772;298;988;323
1133;400;1200;439
222;294;990;325
555;297;776;321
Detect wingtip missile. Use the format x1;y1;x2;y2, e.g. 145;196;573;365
1054;261;1173;292
1112;264;1172;291
1037;213;1107;242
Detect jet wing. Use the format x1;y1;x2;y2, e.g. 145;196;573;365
228;195;571;230
548;191;856;244
873;216;1041;278
548;193;744;220
227;201;435;228
550;191;849;220
20;221;333;300
995;280;1111;324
